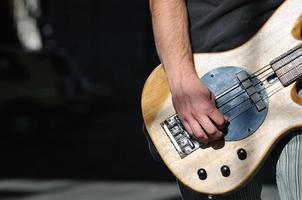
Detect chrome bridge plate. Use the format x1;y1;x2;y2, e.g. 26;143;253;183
161;114;201;158
161;66;269;158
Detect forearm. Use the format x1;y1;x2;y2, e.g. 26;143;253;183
149;0;197;91
149;0;226;143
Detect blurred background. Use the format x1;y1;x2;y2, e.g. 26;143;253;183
0;0;279;199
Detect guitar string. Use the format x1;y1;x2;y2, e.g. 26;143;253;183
228;84;284;122
216;60;302;110
221;67;288;120
221;45;302;121
277;62;302;84
218;76;278;116
212;44;302;104
214;66;273;109
270;49;302;77
214;64;271;101
227;59;302;120
179;51;300;123
214;52;301;104
215;69;275;108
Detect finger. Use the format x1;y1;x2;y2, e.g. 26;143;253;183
224;115;229;122
188;118;209;144
208;109;227;130
182;120;193;135
210;91;216;103
196;116;223;140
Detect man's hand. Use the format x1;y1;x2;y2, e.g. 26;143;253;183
170;72;227;144
149;0;227;143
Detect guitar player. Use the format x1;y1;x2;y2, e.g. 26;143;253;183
148;0;302;199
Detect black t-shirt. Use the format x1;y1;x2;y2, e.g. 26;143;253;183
187;0;284;52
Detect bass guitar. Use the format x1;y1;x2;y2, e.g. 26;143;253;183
141;0;302;195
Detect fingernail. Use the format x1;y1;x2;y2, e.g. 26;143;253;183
224;116;229;121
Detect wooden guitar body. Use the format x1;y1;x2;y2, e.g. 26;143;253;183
142;0;302;195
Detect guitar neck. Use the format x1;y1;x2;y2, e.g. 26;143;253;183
271;43;302;86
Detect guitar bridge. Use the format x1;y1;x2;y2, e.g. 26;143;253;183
161;114;200;158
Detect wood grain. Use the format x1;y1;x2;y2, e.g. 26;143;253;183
292;14;302;40
141;0;302;195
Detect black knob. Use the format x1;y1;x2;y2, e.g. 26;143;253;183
197;168;207;180
221;165;230;177
237;148;247;160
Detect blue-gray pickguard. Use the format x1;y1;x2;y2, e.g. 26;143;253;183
201;66;268;141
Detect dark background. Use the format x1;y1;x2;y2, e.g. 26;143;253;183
0;0;276;185
0;0;176;182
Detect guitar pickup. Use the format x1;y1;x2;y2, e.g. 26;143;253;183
236;71;266;112
241;79;253;89
250;93;261;102
236;70;249;82
251;93;266;111
255;101;266;111
246;87;257;96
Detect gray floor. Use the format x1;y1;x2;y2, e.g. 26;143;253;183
0;180;280;200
